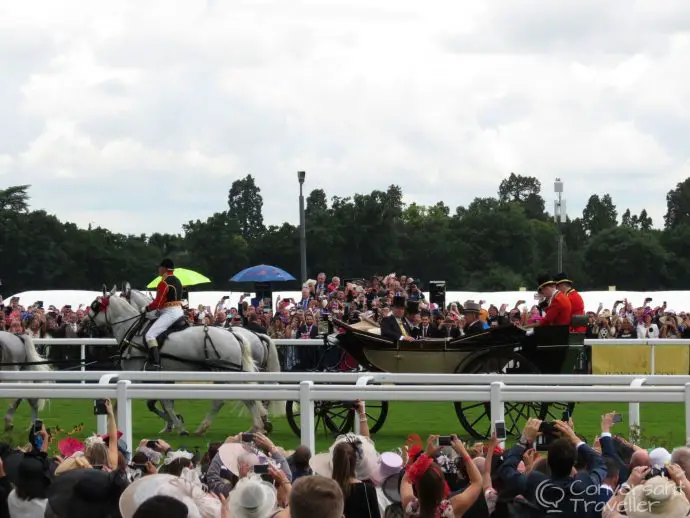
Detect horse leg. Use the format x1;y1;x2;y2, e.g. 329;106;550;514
245;400;266;433
195;400;224;435
4;399;21;432
27;399;39;424
147;400;174;434
160;399;188;435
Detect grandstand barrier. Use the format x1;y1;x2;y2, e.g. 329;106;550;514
2;370;690;451
585;338;690;376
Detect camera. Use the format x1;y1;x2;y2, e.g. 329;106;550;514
241;433;254;442
647;467;668;479
438;436;453;446
93;399;108;415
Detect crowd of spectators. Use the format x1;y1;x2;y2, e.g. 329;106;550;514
0;401;688;517
2;276;690;344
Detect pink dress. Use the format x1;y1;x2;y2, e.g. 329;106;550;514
405;497;454;518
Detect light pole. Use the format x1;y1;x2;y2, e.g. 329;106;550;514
298;171;307;283
554;178;566;272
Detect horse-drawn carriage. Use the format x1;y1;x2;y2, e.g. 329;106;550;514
285;317;589;439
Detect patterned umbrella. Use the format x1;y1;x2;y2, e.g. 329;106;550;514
230;264;296;283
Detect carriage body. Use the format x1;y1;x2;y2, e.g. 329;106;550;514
286;318;588;439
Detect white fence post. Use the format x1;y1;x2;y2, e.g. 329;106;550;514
629;378;646;438
650;342;656;375
97;373;120;435
116;379;132;452
299;381;315;454
685;383;690;447
490;381;505;448
353;375;374;435
80;344;86;381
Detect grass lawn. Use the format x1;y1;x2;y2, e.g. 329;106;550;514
0;397;685;455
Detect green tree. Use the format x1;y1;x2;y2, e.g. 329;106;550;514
582;194;617;236
664;178;690;229
227;174;265;241
497;173;546;220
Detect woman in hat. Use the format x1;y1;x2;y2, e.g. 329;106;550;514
330;438;381;518
7;452;52;517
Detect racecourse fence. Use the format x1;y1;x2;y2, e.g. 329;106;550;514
2;338;689;451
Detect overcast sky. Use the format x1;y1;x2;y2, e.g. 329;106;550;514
1;0;689;235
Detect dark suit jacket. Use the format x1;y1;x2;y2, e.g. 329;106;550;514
417;324;440;338
498;443;607;518
599;434;628;486
464;320;485;336
297;324;318;339
380;315;413;341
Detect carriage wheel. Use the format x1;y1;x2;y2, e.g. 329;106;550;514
285;400;389;437
453;351;570;440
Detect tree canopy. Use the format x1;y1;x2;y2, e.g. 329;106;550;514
0;174;685;294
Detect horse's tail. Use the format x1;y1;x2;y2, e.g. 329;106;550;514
232;330;257;374
20;334;51;411
257;333;285;416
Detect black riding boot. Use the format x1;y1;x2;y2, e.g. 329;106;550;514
149;346;162;371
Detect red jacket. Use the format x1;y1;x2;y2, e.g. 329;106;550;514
566;288;585;332
147;273;182;311
541;291;572;326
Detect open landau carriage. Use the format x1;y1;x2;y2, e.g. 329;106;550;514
285;316;589;439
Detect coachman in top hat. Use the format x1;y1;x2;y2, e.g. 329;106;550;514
144;258;184;369
553;272;585;332
534;274;571;326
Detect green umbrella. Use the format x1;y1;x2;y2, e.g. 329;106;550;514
146;268;211;288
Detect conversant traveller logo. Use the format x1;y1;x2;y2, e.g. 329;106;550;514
535;480;566;513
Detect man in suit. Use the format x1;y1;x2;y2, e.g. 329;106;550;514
497;418;607;517
463;300;485;336
534;274;572;326
417;311;439;338
554;272;586;332
404;300;420;337
380;295;414;342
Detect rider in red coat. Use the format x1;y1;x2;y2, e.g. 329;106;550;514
536;274;572;326
554;272;585;332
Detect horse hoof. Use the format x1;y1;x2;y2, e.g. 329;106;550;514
179;431;190;437
176;414;185;424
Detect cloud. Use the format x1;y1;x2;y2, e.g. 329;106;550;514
1;0;689;233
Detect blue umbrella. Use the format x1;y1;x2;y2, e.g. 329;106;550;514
230;264;296;283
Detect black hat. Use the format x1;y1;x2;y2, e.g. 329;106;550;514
553;272;573;285
537;274;555;291
47;468;128;518
159;258;174;270
392;295;406;309
405;300;419;315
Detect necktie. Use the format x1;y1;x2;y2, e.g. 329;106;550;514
422;326;427;337
398;319;408;336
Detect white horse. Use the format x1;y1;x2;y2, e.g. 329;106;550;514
119;284;284;434
0;331;51;431
88;286;283;435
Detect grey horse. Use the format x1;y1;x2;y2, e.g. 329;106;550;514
0;331;52;431
88;286;283;435
119;284;284;434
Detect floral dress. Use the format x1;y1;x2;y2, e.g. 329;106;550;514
405;497;454;518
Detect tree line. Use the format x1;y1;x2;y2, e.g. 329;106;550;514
2;174;690;295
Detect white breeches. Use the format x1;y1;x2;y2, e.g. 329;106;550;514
145;306;184;342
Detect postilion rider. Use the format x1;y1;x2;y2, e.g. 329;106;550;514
527;274;572;327
144;258;184;369
553;272;586;333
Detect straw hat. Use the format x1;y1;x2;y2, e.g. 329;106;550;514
227;474;277;518
217;442;277;477
625;476;690;518
310;434;402;486
119;474;220;518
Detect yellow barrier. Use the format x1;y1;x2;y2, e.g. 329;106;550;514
593;344;690;375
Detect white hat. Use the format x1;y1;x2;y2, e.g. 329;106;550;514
119;474;220;518
218;443;277;477
228;474;277;518
625;476;690;518
649;447;672;469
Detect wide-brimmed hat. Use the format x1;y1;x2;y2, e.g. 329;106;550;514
553;272;573;285
392;295;406;309
119;473;220;518
625;476;690;518
660;315;682;327
15;451;52;496
463;301;481;314
217;443;275;477
537;274;555;292
47;468;128;518
228;474;277;518
310;434;401;486
54;455;92;476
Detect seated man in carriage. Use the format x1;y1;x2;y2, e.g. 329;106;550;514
463;300;485;336
380;295;415;342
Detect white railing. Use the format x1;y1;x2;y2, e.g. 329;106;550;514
1;378;689;454
585;339;690;375
3;369;690;452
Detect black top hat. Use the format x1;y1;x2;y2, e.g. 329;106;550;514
392;295;406;309
159;258;174;270
405;300;420;314
47;468;129;518
537;274;555;291
553;272;573;285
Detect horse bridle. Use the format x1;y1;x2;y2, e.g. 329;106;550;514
87;296;148;358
